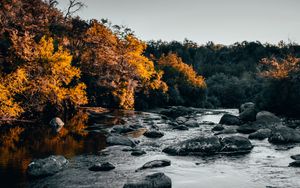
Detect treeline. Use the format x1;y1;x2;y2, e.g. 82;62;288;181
0;0;206;120
146;40;300;117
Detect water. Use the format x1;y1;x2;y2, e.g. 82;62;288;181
0;108;299;188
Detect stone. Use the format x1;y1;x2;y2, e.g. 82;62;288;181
163;135;221;156
219;114;242;125
289;160;300;167
248;129;271;140
268;126;300;144
212;124;224;131
49;117;64;133
239;102;255;113
256;111;281;124
89;162;115;171
175;116;187;124
131;150;146;156
291;154;300;160
143;130;164;138
239;106;257;122
106;135;136;147
184;119;199;128
219;136;253;154
173;124;189;130
27;155;68;178
137;159;171;171
123;172;171;188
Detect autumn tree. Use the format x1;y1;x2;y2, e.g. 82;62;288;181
157;53;206;107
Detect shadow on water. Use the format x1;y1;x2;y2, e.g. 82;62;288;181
0;108;126;187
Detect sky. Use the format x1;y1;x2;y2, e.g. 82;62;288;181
57;0;300;45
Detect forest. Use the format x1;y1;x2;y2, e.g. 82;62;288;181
1;0;300;122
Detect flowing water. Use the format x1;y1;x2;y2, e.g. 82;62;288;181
0;108;299;188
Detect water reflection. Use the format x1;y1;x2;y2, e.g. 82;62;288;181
0;108;111;187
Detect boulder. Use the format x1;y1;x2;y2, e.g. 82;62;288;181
291;154;300;161
239;106;257;122
175;116;187;124
256;111;281;124
163;135;221;156
239;102;255;113
111;125;136;134
248;129;271;140
219;114;242;125
143;130;164;138
137;159;171;171
268;126;300;144
106;135;136;147
27;155;68;178
214;127;237;135
184;119;199;128
89;162;115;171
123;172;171;188
220;136;253;154
237;122;264;134
49;117;64;133
160;106;194;118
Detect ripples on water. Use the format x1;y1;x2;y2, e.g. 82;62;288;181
0;108;299;187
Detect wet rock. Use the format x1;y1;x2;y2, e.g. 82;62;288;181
289;160;300;167
199;121;215;125
239;102;255;113
256;111;281;124
184;119;199;128
173;124;189;130
219;114;242;125
239;106;257;122
163;135;221;156
123;172;171;188
291;154;300;160
160;106;195;118
220;136;253;154
89;162;115;171
248;129;271;140
143;130;164;138
212;124;224;131
131;150;146;156
268;126;300;144
49;117;64;133
106;135;136;147
175;116;187;124
237;123;263;134
27;155;68;178
137;159;171;171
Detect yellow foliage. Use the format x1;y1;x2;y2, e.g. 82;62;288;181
112;82;135;110
260;55;300;79
158;53;206;88
0;69;27;118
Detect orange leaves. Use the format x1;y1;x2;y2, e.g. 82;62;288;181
158;53;206;88
260;55;300;79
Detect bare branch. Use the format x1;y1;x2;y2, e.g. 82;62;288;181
65;0;86;20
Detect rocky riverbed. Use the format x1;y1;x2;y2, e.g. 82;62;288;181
1;106;300;187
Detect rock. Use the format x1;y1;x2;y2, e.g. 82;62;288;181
89;162;115;171
256;111;281;124
212;124;224;131
291;154;300;160
239;106;257;122
239;102;255;113
199;121;215;125
289;160;300;167
268;126;300;144
49;117;64;133
163;135;221;156
184;119;199;127
237;122;264;134
248;129;271;140
219;114;242;125
175;116;187;124
137;159;171;171
123;172;171;188
106;135;136;147
160;106;195;118
173;124;189;130
143;130;164;138
27;155;68;178
131;150;146;156
219;136;253;154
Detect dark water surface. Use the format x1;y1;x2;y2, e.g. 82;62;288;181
0;108;300;188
